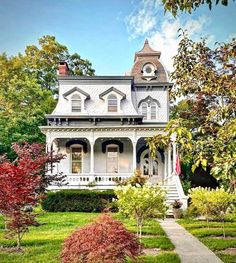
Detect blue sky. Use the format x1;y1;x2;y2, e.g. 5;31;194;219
0;0;235;75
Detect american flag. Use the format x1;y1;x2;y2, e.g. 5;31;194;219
175;155;181;176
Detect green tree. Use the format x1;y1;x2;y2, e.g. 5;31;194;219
115;183;167;241
147;32;236;191
0;36;95;158
162;0;234;16
24;35;95;91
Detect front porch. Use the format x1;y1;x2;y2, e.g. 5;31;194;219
42;126;188;209
48;136;168;189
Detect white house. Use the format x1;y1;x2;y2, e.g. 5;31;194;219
40;40;188;209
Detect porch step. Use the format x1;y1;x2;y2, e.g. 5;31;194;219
160;184;180;216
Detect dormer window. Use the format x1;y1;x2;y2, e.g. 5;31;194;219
141;102;148;120
138;96;160;121
99;87;126;113
142;63;157;81
108;94;118;112
71;94;81;112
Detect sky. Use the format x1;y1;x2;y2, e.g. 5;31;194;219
0;0;235;75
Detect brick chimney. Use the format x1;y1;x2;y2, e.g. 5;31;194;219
58;61;69;75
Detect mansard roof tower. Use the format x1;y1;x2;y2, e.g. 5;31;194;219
130;39;168;83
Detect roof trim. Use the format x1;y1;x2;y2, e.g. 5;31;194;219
58;76;134;81
45;114;142;118
138;96;161;107
63;87;90;99
99;87;126;99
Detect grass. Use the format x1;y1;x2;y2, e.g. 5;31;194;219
0;212;179;263
178;218;236;263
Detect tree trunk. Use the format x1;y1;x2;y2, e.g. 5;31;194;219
16;230;21;250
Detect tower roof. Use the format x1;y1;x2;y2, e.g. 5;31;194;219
134;39;161;62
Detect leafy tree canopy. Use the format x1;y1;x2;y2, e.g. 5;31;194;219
0;35;95;158
162;0;234;16
147;32;236;191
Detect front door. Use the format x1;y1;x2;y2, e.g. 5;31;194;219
141;149;160;183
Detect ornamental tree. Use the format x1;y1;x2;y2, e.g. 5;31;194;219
61;214;141;263
0;142;64;249
115;183;167;240
189;187;236;237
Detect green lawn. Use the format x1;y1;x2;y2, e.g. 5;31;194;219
178;219;236;263
0;212;180;263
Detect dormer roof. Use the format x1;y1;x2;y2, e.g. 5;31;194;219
99;87;126;100
63;87;90;100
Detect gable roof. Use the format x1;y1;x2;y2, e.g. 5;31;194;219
99;87;126;99
63;87;90;99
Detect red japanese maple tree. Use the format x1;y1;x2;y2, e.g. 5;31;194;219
61;214;142;263
0;142;65;250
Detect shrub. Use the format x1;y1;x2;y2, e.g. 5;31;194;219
189;187;236;237
61;214;142;263
115;183;167;240
41;190;116;212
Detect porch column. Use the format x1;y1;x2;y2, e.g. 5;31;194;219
170;132;177;176
46;136;52;153
90;141;94;174
164;150;168;180
167;145;172;178
172;142;177;175
132;141;137;172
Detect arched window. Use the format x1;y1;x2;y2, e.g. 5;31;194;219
108;94;117;112
141;102;148;120
71;94;81;112
150;102;157;120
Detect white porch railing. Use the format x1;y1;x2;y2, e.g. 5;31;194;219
48;173;133;190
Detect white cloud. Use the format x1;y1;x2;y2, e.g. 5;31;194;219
125;1;214;72
125;0;162;39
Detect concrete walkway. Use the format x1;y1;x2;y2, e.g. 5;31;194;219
160;218;223;263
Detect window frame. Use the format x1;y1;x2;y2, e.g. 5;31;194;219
71;145;83;174
106;144;119;173
71;94;82;113
150;102;157;120
107;94;118;113
141;102;148;120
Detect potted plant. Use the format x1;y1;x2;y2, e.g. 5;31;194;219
171;200;183;219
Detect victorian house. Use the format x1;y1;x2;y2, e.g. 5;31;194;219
40;40;188;209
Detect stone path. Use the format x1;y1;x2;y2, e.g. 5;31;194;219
159;218;223;263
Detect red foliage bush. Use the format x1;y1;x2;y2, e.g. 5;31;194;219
61;214;142;263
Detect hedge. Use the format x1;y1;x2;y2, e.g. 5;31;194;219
41;189;116;212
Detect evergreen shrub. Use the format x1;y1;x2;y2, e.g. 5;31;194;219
41;190;116;212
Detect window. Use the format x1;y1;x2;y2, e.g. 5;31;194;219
150;102;157;120
141;102;148;120
139;100;159;120
71;147;82;173
108;94;118;112
71;94;81;112
107;145;118;173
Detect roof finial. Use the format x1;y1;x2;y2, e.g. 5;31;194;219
145;39;149;44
